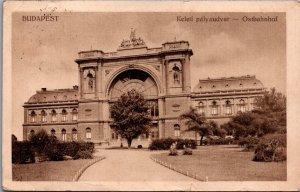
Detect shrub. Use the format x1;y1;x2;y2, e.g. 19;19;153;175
253;133;286;162
12;141;35;164
169;143;178;156
183;146;193;155
44;143;64;161
73;150;93;159
149;138;196;150
238;136;260;151
175;139;197;149
202;137;235;145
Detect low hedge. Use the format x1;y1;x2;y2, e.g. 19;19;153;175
149;138;196;150
203;137;235;145
253;133;286;162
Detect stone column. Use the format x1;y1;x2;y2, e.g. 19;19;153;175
79;67;84;99
163;59;168;94
158;98;165;138
206;99;209;116
183;55;191;93
94;66;98;99
102;101;110;140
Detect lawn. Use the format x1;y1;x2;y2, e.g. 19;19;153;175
13;159;94;181
151;145;286;181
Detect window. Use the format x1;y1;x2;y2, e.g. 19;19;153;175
86;128;91;140
30;111;36;123
72;128;77;141
62;129;67;141
238;99;246;113
211;101;218;115
174;124;180;137
51;110;57;122
30;130;35;135
51;129;56;136
197;101;205;114
41;110;47;122
72;108;78;121
62;109;67;122
112;132;115;139
148;101;159;117
225;100;232;115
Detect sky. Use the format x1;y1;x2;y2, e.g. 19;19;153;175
12;12;286;139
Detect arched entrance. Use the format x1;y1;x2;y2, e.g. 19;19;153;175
108;69;160;146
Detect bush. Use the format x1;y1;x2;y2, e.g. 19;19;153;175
149;138;196;150
202;137;235;145
73;150;93;159
169;143;178;156
238;136;260;151
12;141;35;164
44;143;64;161
183;146;193;155
176;139;197;149
253;134;286;162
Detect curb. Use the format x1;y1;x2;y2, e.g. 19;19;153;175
72;156;106;181
150;155;204;182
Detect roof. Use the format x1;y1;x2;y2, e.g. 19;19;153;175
26;86;79;103
192;75;264;93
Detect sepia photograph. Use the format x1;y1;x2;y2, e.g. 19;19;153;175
3;1;300;191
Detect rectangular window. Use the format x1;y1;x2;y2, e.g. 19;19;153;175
62;115;67;122
30;116;36;123
86;132;91;139
225;106;232;115
62;134;67;141
52;115;56;122
174;130;180;137
72;134;77;141
211;107;218;115
41;116;46;122
72;114;77;121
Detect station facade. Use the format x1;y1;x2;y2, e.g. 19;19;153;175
23;32;265;145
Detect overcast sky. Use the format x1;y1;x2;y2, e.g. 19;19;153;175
12;12;286;139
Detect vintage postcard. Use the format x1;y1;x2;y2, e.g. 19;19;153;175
2;1;300;191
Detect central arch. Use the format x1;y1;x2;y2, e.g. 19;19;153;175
105;65;162;98
109;69;158;100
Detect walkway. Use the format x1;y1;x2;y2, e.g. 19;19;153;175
79;149;197;182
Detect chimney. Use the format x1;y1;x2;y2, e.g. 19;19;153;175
41;88;47;91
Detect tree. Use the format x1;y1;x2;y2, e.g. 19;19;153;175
110;90;152;148
254;87;286;113
180;108;225;145
29;129;50;154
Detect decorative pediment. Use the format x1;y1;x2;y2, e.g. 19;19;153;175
118;29;147;50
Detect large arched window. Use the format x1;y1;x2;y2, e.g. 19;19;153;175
211;101;218;115
86;128;91;140
72;108;78;121
174;124;180;137
72;128;78;141
62;109;67;122
30;111;36;123
51;110;57;122
225;100;232;115
61;129;67;141
238;99;246;113
41;110;47;122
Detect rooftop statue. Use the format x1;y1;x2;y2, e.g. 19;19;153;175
118;29;147;50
